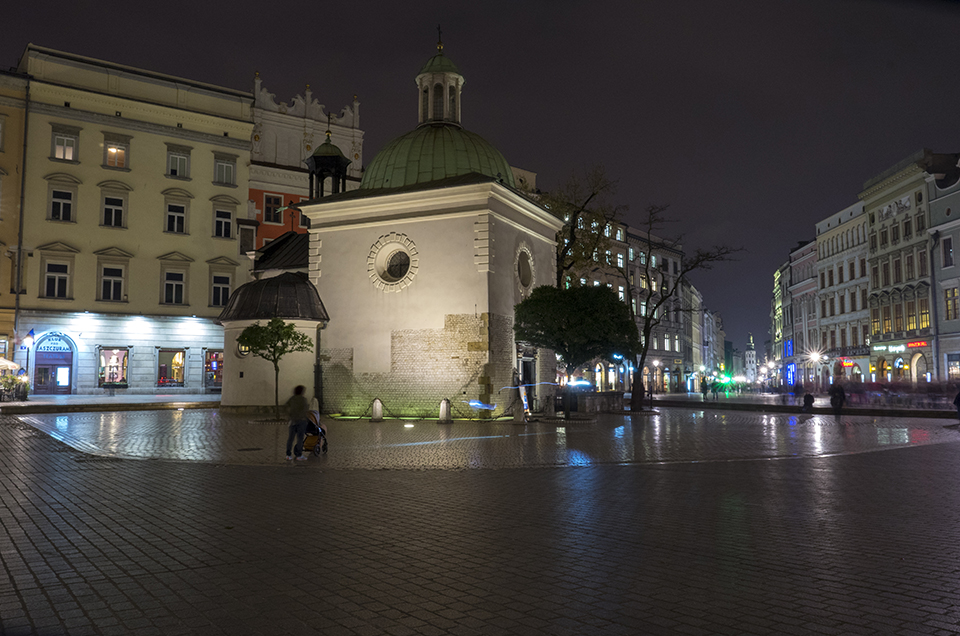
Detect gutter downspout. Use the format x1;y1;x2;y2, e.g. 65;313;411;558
14;78;30;354
930;229;941;382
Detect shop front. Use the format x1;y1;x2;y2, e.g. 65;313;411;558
871;340;932;384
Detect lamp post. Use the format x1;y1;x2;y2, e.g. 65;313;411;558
22;329;34;392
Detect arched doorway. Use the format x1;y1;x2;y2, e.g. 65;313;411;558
876;357;888;382
850;364;863;383
33;333;75;395
893;357;905;382
911;352;928;383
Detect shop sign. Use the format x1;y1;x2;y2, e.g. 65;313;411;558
907;341;928;348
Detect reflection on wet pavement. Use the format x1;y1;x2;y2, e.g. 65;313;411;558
13;406;958;468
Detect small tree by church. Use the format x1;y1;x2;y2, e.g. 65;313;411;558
237;318;313;416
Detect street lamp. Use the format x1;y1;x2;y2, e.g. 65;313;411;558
22;329;34;388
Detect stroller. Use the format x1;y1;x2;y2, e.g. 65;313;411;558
303;410;328;456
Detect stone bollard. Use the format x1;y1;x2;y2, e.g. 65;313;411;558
439;399;452;423
371;398;383;422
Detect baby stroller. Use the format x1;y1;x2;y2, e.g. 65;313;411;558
303;410;328;456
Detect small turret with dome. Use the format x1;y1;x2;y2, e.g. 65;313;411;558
360;34;514;190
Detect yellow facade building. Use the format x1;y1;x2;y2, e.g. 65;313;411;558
12;45;253;394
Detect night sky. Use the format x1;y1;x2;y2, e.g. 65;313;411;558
7;0;960;352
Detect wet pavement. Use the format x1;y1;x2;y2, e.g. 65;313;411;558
2;406;960;635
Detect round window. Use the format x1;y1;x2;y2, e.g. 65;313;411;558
368;233;419;292
237;342;251;357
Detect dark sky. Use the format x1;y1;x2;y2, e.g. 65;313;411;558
7;0;960;351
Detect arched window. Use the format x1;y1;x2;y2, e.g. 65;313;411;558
421;88;429;122
433;83;444;121
448;85;456;121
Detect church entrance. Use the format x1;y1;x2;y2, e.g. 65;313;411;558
33;334;74;395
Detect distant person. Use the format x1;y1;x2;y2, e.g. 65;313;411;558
701;381;709;401
285;385;311;461
828;383;846;416
802;393;815;413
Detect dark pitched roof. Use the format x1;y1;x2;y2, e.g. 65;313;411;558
254;231;309;271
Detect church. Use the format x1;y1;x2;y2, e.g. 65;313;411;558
220;42;564;418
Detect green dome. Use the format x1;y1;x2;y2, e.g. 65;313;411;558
311;138;347;159
360;124;515;190
419;52;460;75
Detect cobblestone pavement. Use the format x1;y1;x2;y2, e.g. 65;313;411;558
2;408;960;635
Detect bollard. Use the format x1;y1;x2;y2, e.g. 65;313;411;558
371;398;383;422
439;398;452;423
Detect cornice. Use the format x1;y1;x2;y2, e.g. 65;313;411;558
859;164;925;202
29;101;251;152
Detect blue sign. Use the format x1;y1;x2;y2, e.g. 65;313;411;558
786;363;796;386
785;339;794;358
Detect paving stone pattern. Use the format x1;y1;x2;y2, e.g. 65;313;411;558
1;408;960;635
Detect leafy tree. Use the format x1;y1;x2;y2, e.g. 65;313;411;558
514;285;639;417
237;317;314;414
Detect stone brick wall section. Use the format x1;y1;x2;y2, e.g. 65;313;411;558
320;312;528;419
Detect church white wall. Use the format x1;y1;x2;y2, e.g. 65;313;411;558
221;319;320;408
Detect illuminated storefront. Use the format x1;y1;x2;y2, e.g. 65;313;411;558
870;340;932;383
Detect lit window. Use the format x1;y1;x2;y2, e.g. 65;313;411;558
54;135;76;160
105;143;126;168
617;253;624;268
944;237;954;268
99;347;128;387
158;349;185;386
947;288;958;321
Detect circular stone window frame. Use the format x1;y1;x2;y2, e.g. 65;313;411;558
368;232;420;292
515;244;536;296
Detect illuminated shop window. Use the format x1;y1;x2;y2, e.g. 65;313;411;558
205;350;223;388
99;347;129;387
158;349;185;386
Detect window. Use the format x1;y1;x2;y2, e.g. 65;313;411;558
617;252;624;268
829;297;835;316
907;301;917;330
839;295;845;314
859;258;866;278
891;224;899;244
99;347;129;387
840;328;847;348
214;210;233;238
239;225;255;254
919;298;930;329
50;189;73;221
830;330;836;349
948;288;960;321
919;250;928;276
651;255;657;268
100;266;124;301
616;228;623;241
828;269;834;286
863;324;870;343
639;252;646;265
604;250;611;265
944;237;954;268
51;124;80;161
299;210;309;229
105;142;126;168
880;228;888;247
837;266;843;284
214;154;236;185
881;262;890;287
849;262;855;280
628;248;634;262
821;299;827;318
604;224;611;237
102;132;131;170
869;233;877;250
916;212;926;232
894;304;903;331
166;143;191;178
158;349;185;386
205;350;223;389
893;258;901;284
903;218;912;239
882;306;892;333
618;285;624;301
166;204;186;233
264;194;282;223
44;262;69;298
950;354;960;381
212;275;230;307
164;271;185;304
103;196;124;227
861;288;867;310
871;308;880;334
905;254;914;280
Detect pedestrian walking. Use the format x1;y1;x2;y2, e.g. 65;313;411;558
828;383;846;416
285;385;311;461
700;380;709;402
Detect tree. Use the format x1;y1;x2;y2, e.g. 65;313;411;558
541;166;626;288
622;204;742;412
514;285;639;417
237;317;314;415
